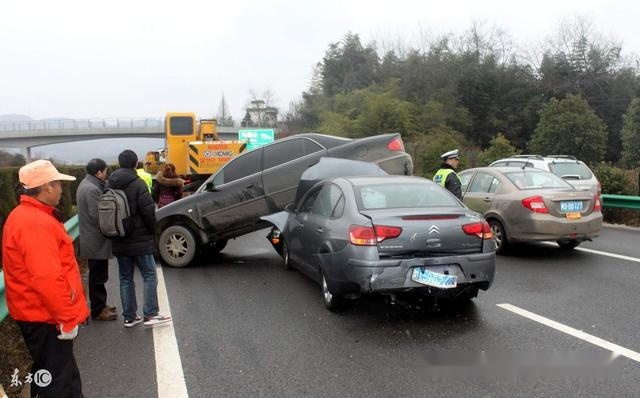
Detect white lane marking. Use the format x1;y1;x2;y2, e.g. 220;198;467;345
575;247;640;263
497;303;640;363
541;242;640;263
155;266;189;397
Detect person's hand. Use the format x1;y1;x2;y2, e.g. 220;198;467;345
57;324;78;340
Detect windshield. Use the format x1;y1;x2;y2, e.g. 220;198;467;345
355;182;462;210
506;171;573;190
548;162;593;180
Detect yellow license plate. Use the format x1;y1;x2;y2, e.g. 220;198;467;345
565;212;581;220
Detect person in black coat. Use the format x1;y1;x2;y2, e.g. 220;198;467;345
107;150;172;327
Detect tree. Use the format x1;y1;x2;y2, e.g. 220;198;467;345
0;149;26;166
477;133;520;166
321;33;379;96
621;98;640;168
528;94;607;164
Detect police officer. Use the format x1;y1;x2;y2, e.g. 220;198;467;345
433;149;462;199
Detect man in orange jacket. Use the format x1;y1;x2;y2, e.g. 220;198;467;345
2;159;89;398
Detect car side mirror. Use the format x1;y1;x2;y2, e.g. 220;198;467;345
284;202;296;213
205;182;218;192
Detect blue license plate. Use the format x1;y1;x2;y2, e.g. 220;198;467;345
412;268;457;289
560;201;583;212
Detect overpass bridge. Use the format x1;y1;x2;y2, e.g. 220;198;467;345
0;117;248;161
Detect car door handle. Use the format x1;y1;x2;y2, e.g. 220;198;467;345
245;184;256;189
482;197;492;202
316;228;323;234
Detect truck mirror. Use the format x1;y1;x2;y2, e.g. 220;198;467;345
284;202;296;213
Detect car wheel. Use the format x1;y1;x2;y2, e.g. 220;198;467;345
158;225;197;268
489;219;508;254
321;272;341;312
557;239;581;250
282;239;293;271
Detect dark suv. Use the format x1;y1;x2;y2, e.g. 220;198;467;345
155;133;413;267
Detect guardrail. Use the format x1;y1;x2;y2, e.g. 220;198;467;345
0;215;79;322
601;194;640;210
0;118;163;132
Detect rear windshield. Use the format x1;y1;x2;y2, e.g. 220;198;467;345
548;162;593;180
355;182;462;210
506;171;573;190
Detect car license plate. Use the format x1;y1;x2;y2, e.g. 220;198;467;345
565;212;582;220
412;268;457;289
560;201;583;212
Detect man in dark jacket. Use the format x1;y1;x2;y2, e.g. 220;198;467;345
76;158;117;321
108;150;172;327
433;149;462;199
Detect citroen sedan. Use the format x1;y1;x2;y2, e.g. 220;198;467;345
263;175;495;311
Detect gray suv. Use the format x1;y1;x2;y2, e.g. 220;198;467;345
489;155;600;195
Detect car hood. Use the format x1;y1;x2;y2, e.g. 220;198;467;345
294;157;387;204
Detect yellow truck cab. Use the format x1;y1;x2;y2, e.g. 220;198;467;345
145;112;246;189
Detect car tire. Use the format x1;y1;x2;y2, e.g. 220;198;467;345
557;239;581;250
488;219;508;254
282;239;293;271
321;271;342;312
158;225;197;268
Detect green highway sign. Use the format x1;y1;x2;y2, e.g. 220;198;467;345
238;129;275;150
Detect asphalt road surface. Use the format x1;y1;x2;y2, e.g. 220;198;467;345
75;225;640;397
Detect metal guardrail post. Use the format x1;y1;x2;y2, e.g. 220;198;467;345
0;271;7;321
601;194;640;210
0;215;79;322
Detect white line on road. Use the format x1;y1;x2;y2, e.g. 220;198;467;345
155;266;189;398
541;241;640;263
575;247;640;263
497;303;640;363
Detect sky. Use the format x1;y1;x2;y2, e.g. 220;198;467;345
1;0;639;122
0;0;639;162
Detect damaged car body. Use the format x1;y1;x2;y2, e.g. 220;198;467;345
263;167;495;311
155;133;413;267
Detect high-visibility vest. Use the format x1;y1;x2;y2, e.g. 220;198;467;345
433;168;459;187
136;168;153;192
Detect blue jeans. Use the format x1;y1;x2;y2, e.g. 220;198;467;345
117;254;159;321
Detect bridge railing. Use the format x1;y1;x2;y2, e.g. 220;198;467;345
0;118;163;132
0;215;79;321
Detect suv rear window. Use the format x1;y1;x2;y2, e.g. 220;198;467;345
548;162;593;180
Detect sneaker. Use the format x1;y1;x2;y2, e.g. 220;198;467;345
124;315;143;328
143;315;172;326
93;307;117;321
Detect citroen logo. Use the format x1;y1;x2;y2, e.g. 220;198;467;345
428;225;440;235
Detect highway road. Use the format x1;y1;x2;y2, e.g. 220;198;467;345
75;225;640;397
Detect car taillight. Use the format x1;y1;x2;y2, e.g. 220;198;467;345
522;196;549;213
349;225;377;246
349;225;402;246
374;225;402;242
387;137;404;151
594;194;601;211
462;221;493;240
